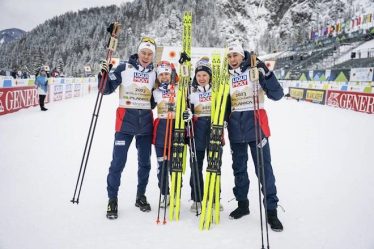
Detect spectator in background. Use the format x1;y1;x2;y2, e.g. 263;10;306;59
51;68;59;77
22;71;28;79
11;70;16;79
35;69;48;111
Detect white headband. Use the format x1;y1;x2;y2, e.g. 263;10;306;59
157;63;172;75
138;41;156;55
227;41;245;57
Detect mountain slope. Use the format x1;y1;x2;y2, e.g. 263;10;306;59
0;0;372;75
0;28;26;45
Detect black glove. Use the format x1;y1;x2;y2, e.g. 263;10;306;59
183;108;193;122
256;59;271;80
239;56;251;72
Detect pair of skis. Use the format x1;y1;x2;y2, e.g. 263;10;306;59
199;51;230;230
168;11;192;222
156;11;202;224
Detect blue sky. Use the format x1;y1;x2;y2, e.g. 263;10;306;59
0;0;131;31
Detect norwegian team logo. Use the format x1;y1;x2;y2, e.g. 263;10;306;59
133;72;149;83
327;92;340;107
232;75;248;88
199;92;211;102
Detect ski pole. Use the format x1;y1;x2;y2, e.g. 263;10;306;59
156;111;172;224
250;54;270;249
71;22;121;204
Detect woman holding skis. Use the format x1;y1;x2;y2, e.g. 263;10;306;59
152;61;179;215
183;57;223;213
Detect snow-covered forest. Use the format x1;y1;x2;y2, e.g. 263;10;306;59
0;0;373;76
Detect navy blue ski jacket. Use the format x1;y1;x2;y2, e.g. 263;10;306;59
99;54;156;135
226;51;284;143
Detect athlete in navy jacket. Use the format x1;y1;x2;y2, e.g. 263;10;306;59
99;37;157;219
226;41;284;232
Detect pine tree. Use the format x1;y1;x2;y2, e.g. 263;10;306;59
57;58;64;74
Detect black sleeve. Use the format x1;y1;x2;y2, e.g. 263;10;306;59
150;90;157;109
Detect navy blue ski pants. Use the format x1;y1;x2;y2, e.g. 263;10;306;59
230;139;279;210
155;146;171;196
107;132;152;199
189;150;205;202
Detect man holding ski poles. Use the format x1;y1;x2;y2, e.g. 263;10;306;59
99;37;157;219
225;40;284;232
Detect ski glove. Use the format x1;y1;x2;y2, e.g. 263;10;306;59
100;60;113;74
256;59;271;80
183;108;193;122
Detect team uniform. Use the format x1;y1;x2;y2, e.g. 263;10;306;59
152;84;177;196
189;86;212;202
226;49;284;229
100;53;156;205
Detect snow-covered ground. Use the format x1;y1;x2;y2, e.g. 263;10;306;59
1;91;373;249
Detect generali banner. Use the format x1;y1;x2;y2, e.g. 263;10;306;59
0;86;39;115
0;82;96;116
326;90;374;114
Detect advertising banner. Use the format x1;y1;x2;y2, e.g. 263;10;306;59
326;90;374;114
0;86;38;115
1;80;97;116
350;68;374;82
289;87;305;100
305;89;326;104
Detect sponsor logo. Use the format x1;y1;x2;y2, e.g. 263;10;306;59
65;84;72;99
162;90;173;99
54;85;63;101
327;90;374;114
109;73;117;81
0;87;38;115
327;92;340;107
232;75;248;88
199;92;211;102
133;72;149;83
115;140;126;146
232;74;248;88
305;89;325;104
290;88;304;99
74;84;81;97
